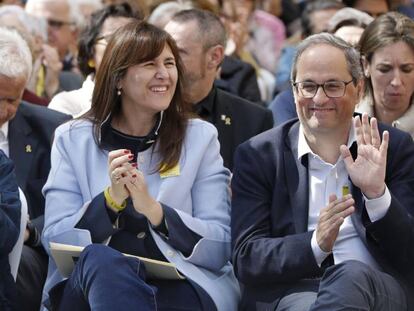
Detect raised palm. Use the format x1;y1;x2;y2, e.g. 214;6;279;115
340;114;388;199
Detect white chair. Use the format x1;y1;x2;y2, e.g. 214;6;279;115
8;188;28;280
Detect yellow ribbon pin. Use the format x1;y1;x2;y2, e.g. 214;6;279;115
25;145;32;153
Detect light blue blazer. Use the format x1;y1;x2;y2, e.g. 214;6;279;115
41;118;240;310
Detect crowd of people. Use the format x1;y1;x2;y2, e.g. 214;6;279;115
0;0;413;310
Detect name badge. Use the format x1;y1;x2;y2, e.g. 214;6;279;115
160;164;180;178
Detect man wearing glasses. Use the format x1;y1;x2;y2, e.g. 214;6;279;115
231;33;414;311
25;0;79;72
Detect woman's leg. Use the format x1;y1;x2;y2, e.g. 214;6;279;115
58;244;157;311
151;279;216;311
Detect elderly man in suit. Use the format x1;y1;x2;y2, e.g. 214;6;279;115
25;0;79;72
0;27;71;311
165;9;273;170
0;151;21;311
231;33;414;311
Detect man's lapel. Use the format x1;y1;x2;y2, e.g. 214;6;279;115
8;108;37;190
348;142;394;270
214;92;234;168
284;122;309;233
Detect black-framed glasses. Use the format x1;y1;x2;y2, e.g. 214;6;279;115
47;19;74;29
292;79;354;98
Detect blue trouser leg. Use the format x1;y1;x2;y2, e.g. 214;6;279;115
309;260;407;311
58;244;157;311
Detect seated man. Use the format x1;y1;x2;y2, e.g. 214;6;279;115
165;9;273;170
231;33;414;311
0;27;71;311
0;149;21;311
0;29;27;311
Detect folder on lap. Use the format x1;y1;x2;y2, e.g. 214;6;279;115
49;242;185;280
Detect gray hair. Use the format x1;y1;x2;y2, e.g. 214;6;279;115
291;32;363;84
0;5;27;27
148;1;193;29
73;0;104;30
25;0;83;30
170;8;227;50
0;5;47;41
0;27;33;81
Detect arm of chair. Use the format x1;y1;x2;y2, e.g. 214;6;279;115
9;188;28;280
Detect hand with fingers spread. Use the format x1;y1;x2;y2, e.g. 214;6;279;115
107;149;137;207
340;113;389;199
125;171;164;226
316;194;355;253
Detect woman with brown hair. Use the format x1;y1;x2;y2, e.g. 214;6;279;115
41;20;239;311
357;12;414;138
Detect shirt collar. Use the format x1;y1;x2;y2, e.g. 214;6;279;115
193;87;216;116
98;111;163;151
298;122;356;160
0;121;9;139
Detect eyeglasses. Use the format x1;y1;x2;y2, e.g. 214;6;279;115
292;79;354;98
47;19;74;29
95;34;112;46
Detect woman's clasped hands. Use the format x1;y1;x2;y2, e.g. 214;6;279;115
107;149;163;225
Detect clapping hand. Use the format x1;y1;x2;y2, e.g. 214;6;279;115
108;149;137;205
340;113;388;199
316;194;355;252
124;168;164;227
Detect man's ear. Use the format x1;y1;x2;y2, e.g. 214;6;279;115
361;56;371;78
207;45;224;70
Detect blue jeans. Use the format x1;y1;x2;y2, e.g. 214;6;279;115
53;244;210;311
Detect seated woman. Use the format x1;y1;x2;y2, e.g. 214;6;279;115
357;12;414;138
41;20;239;311
48;3;142;117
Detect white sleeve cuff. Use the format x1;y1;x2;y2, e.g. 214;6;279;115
311;230;331;267
364;186;391;222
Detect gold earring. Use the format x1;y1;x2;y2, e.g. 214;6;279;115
88;59;95;68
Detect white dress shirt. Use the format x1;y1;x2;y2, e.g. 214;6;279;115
298;124;390;270
0;121;9;156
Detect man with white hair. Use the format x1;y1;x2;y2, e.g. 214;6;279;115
25;0;80;72
0;26;71;311
0;26;26;311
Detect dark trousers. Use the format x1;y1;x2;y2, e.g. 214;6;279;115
52;244;211;311
15;245;48;311
275;260;407;311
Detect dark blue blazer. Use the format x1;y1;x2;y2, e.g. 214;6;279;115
231;118;414;310
205;88;273;170
9;101;71;237
0;150;21;310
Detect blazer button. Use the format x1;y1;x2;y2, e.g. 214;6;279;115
166;249;175;257
136;232;146;239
